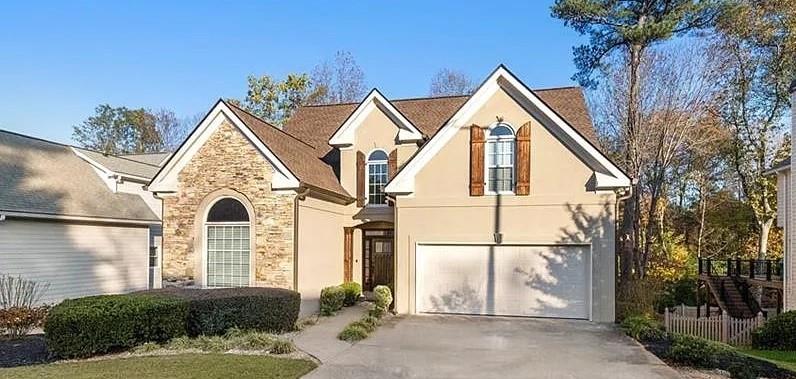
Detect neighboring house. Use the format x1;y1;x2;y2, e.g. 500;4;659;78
768;80;796;311
0;130;166;304
148;65;631;322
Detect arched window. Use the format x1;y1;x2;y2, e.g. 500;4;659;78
367;149;388;206
205;197;250;287
486;123;516;194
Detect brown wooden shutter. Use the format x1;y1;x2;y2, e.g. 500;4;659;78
356;151;366;207
469;124;485;196
388;149;398;207
343;227;354;282
515;122;531;195
388;149;398;179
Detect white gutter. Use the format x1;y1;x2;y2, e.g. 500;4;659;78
0;210;160;225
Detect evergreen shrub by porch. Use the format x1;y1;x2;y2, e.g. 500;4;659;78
340;282;362;306
148;287;300;335
320;286;345;316
752;311;796;350
44;294;188;358
373;285;393;311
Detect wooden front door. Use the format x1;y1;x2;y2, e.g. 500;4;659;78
362;230;394;291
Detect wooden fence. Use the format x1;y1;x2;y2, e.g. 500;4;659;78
664;308;766;346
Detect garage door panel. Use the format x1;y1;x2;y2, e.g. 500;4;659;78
416;244;589;319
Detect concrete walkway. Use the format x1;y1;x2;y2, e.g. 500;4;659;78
293;304;368;363
304;315;681;379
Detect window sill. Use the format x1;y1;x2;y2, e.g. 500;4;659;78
484;191;516;196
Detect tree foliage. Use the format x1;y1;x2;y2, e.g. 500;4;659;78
72;105;185;155
429;68;475;96
229;73;313;127
308;51;367;105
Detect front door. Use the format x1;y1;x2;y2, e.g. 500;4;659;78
362;230;394;291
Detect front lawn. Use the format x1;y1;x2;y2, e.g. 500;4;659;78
0;353;316;379
739;349;796;372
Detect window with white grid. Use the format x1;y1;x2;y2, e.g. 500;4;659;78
486;124;515;194
205;198;250;287
367;150;388;206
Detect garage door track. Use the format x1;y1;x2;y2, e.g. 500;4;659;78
304;314;680;379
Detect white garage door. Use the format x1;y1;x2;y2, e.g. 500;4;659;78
416;244;590;319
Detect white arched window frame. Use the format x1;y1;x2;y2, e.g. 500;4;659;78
366;149;389;206
203;196;254;287
485;123;516;195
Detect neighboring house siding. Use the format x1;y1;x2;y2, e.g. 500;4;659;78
790;90;796;310
394;88;617;322
297;196;346;311
0;218;149;304
161;119;296;288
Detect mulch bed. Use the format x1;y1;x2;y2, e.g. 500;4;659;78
639;339;795;379
0;334;53;368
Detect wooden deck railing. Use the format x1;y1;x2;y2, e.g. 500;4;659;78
698;258;783;281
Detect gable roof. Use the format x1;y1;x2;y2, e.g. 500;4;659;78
119;152;171;166
284;88;599;158
384;65;630;194
225;102;350;197
73;147;163;180
148;100;351;199
0;130;160;223
328;89;425;147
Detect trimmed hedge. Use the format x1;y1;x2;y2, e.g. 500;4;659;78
320;286;345;316
373;285;393;310
45;287;300;358
666;334;738;368
340;282;362;306
752;311;796;350
146;287;300;335
44;294;188;358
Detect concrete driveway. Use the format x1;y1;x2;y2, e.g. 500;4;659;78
304;314;680;379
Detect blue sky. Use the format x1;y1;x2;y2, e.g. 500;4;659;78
0;1;586;144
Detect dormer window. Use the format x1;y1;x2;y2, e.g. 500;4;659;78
367;149;389;206
486;123;515;194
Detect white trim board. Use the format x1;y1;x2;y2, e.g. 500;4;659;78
148;100;300;193
385;65;631;194
329;89;424;147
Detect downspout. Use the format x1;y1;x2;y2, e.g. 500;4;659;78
293;186;311;292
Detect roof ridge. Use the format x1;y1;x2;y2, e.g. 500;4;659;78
0;128;162;168
300;94;471;108
533;85;581;91
224;100;317;150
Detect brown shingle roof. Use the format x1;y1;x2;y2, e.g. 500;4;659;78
224;101;351;199
283;87;598;157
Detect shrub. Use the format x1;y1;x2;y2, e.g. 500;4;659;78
666;334;737;368
320;286;345;316
752;311;796;350
338;324;368;342
373;285;393;311
616;278;663;321
620;315;666;342
146;287;300;335
44;294;188;358
340;282;362;306
0;274;51;339
270;338;295;354
0;306;49;340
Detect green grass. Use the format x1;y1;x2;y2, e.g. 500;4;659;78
739;349;796;372
0;354;316;379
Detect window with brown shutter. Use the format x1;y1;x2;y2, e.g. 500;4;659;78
356;151;366;207
515;122;531;195
469;124;485;196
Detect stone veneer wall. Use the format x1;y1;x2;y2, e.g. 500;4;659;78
162;120;296;289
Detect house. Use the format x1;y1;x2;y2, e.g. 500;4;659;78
0;130;166;304
148;65;631;322
768;80;796;311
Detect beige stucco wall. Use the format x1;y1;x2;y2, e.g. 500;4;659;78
161;119;296;289
297;195;347;307
394;88;617;322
